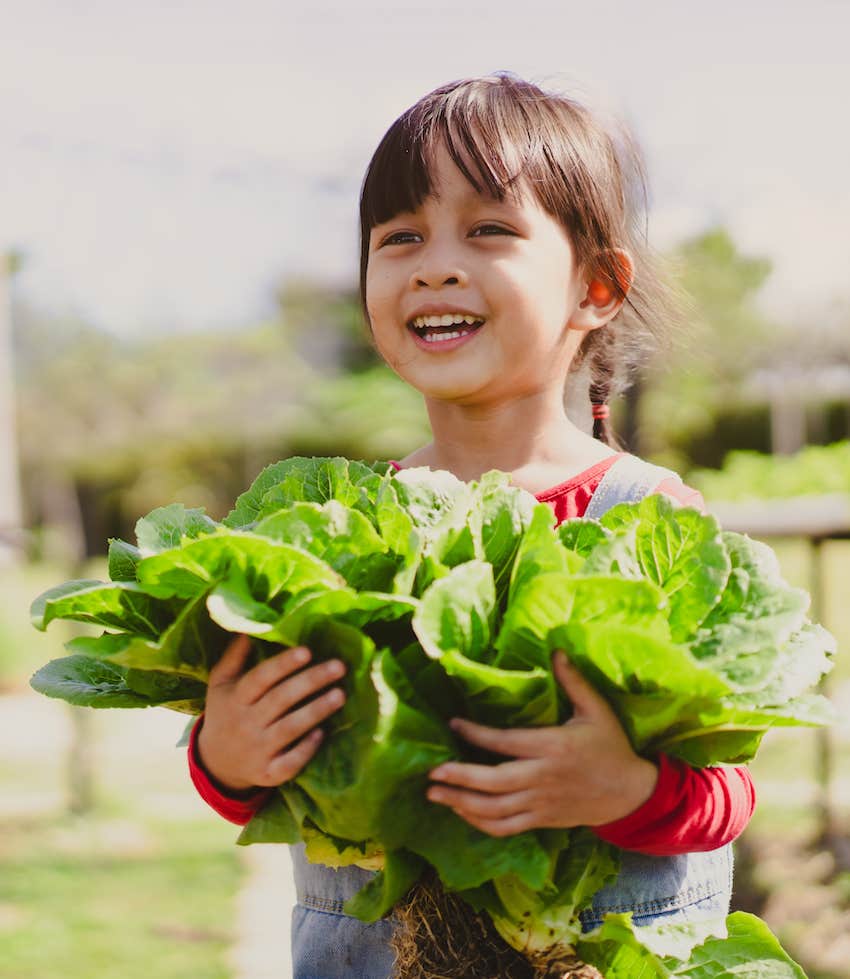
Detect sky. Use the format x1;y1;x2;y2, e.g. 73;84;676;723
1;0;849;336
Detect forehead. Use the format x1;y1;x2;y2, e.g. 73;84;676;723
395;139;528;217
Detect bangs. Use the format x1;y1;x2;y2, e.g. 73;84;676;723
359;77;529;235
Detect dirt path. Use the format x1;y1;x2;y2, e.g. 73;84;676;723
229;843;296;979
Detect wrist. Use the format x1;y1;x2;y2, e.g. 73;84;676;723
195;722;259;797
594;757;659;827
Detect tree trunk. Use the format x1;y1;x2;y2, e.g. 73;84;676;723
41;473;97;815
0;257;24;566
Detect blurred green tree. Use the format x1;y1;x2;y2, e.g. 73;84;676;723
636;227;776;470
15;288;429;555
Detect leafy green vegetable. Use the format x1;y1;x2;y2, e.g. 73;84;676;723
29;455;834;975
576;910;807;977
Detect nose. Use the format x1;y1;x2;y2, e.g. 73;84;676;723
409;238;468;290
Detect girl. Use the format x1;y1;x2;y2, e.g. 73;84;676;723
189;73;756;978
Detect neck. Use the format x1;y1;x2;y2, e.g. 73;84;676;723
410;388;612;485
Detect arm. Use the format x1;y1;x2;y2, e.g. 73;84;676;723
187;715;272;826
592;754;756;855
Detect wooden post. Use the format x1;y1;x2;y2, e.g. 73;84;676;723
0;255;24;566
810;537;836;849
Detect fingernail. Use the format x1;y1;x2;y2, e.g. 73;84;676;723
448;718;463;731
294;647;310;664
430;766;446;779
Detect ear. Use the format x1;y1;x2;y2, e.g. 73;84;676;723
569;249;634;333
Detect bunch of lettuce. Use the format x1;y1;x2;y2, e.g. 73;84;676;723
30;457;833;975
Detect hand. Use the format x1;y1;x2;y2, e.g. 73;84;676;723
197;634;347;794
426;651;658;837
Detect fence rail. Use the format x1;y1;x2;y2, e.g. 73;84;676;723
708;494;850;855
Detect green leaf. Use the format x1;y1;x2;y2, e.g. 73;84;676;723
237;790;302;845
268;588;417;648
65;589;230;682
413;561;496;663
30;655;158;709
391;465;468;530
136;532;343;600
692;534;812;674
577;910;806;978
301;825;385;870
107;538;142;581
254;500;399;591
597;496;731;642
558;518;611;558
469;830;620;954
343;849;425;922
30;579;176;638
507;504;577;606
224;456;384;527
470;472;538;608
135;503;218;555
295;640;454;845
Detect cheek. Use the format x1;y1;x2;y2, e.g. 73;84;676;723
365;270;394;323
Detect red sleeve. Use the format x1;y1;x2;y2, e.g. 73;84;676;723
187;715;272;826
591;755;756;855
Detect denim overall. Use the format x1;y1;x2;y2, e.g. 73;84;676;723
290;454;733;978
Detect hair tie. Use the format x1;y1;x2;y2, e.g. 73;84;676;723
591;403;610;421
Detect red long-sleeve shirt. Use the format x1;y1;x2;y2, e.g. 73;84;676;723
187;452;755;855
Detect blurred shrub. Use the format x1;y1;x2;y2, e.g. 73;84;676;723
689;440;850;501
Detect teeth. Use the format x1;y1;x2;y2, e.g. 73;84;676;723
412;313;483;329
423;329;470;342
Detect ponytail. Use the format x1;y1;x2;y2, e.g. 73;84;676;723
590;398;611;443
586;338;621;448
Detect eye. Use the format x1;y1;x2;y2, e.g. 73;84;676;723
470;224;513;237
381;230;420;246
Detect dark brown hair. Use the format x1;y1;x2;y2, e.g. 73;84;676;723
358;72;686;446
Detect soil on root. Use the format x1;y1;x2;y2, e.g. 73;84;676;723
390;870;602;979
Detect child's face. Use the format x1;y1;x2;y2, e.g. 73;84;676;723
364;141;590;407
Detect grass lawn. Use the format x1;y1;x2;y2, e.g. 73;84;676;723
0;813;243;979
0;559;248;979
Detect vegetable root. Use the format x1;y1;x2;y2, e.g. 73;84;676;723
390;869;602;979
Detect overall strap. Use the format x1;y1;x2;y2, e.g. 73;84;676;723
584;453;681;521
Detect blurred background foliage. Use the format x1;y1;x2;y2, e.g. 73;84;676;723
9;223;850;562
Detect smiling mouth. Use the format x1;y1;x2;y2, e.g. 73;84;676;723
408;313;486;343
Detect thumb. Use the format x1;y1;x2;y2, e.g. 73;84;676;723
552;650;607;720
211;633;253;683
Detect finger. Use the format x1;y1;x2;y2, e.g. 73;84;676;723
239;646;314;704
451;808;537;838
448;717;557;759
266;684;346;750
263;729;326;786
552;650;610;720
429;758;539;794
209;633;253;684
257;658;346;726
427;784;534;820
